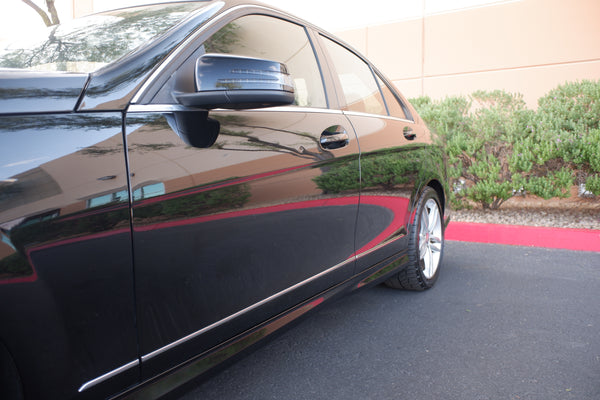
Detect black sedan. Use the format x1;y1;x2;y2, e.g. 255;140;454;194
0;1;448;398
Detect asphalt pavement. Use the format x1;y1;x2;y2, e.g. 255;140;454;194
177;242;600;400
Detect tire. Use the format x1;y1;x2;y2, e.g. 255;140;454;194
385;186;444;291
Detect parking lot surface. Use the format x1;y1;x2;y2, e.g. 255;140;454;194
177;242;600;400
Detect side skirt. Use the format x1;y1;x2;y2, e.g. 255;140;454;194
113;249;410;400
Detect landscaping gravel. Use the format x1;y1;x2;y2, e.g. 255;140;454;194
452;207;600;230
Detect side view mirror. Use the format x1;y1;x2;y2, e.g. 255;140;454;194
174;54;295;110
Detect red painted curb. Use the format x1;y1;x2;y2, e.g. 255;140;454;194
446;222;600;252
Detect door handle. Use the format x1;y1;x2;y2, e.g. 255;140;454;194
403;126;416;140
320;125;349;150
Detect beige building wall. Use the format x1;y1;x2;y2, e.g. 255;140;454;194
73;0;94;18
336;0;600;108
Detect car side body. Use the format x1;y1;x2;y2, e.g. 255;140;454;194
0;1;448;398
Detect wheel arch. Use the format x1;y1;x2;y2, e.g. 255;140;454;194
426;179;446;215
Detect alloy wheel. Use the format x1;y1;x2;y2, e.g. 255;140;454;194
418;198;442;279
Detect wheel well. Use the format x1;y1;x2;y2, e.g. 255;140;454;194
427;180;446;214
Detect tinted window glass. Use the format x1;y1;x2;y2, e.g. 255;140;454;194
321;36;386;116
204;15;327;108
376;75;407;119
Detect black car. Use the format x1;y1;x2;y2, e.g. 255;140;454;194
0;1;448;398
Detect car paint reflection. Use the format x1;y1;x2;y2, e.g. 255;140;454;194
355;196;409;256
0;72;88;114
0;112;139;398
126;108;362;376
123;107;442;369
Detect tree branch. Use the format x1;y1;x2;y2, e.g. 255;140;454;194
21;0;60;27
46;0;60;25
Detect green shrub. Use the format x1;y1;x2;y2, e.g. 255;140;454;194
524;168;573;199
534;81;600;187
584;175;600;196
409;96;470;207
412;91;530;209
536;80;600;134
582;129;600;172
410;81;600;209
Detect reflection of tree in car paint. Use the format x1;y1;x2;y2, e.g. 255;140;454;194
314;145;446;194
0;203;130;281
214;115;334;162
0;250;33;282
133;183;251;225
203;22;240;54
80;116;176;157
0;4;201;72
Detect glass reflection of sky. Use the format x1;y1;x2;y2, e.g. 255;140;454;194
1;122;121;180
0;2;214;73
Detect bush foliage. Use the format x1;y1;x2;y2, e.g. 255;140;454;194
410;80;600;209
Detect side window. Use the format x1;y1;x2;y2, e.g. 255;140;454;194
375;74;408;120
321;36;386;116
203;15;327;108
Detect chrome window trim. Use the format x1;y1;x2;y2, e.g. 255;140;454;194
78;359;139;392
244;106;342;114
127;104;344;115
127;104;193;113
141;255;355;362
126;105;412;123
343;110;414;124
131;4;294;105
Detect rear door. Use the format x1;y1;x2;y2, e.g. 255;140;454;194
317;35;431;275
126;12;361;377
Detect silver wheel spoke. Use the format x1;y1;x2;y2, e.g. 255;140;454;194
429;236;442;253
419;198;443;280
429;243;442;254
419;210;429;258
428;205;439;232
421;211;429;233
419;238;428;259
424;246;433;275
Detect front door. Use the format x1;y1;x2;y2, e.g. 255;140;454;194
126;13;361;377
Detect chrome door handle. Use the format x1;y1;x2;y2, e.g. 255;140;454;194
320;125;349;150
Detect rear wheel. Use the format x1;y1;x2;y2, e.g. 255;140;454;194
385;186;444;290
